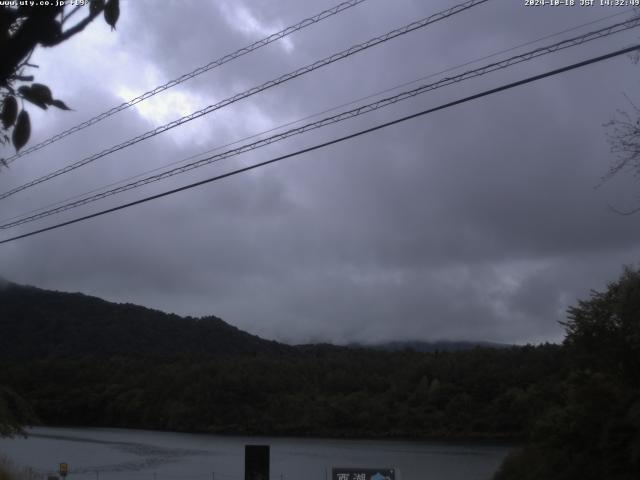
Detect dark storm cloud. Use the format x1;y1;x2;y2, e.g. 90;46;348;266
2;0;640;344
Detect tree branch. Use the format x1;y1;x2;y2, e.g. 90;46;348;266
53;6;104;45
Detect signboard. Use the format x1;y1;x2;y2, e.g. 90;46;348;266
59;463;68;477
332;468;395;480
245;445;269;480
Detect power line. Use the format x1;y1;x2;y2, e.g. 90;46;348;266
2;0;370;165
4;7;631;227
0;0;490;201
1;44;636;246
4;16;637;228
3;16;638;230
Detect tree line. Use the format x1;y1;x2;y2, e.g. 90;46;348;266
1;267;638;479
0;344;564;439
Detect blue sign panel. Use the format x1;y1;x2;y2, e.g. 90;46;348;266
332;468;395;480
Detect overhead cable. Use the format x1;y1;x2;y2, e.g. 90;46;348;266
2;16;638;230
0;0;491;201
2;0;370;165
5;6;630;226
1;44;637;246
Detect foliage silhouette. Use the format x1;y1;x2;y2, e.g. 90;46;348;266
494;267;640;480
0;0;119;159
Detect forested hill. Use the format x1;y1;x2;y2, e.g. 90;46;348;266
2;270;639;478
0;281;567;440
0;281;508;360
0;282;292;359
0;280;569;441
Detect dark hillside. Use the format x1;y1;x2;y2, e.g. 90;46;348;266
0;282;291;359
0;281;568;440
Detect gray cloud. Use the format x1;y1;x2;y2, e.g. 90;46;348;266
2;0;640;345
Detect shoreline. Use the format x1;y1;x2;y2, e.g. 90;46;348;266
21;424;522;446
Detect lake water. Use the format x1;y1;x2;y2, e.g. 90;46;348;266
0;427;513;480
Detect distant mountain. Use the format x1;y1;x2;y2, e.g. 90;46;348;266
1;281;567;441
0;282;292;360
350;340;511;352
0;281;512;361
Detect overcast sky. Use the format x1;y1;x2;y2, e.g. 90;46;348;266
2;0;640;345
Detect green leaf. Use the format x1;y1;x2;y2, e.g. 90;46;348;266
1;96;18;129
12;110;30;152
51;99;72;111
104;0;119;30
30;83;53;103
18;85;47;110
19;84;71;112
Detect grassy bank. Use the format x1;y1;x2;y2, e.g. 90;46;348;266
0;456;38;480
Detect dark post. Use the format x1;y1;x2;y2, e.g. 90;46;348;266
245;444;270;480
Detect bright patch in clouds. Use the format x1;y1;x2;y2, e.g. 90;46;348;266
218;1;294;53
115;65;281;154
117;85;201;126
115;63;209;147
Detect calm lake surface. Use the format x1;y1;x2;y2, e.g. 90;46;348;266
0;427;513;480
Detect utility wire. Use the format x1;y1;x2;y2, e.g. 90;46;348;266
1;0;370;165
1;44;637;246
2;16;638;230
0;0;490;201
3;7;631;226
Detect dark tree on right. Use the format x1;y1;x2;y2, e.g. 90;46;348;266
494;267;640;480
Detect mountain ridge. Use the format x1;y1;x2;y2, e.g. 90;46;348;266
0;281;291;359
0;281;512;360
